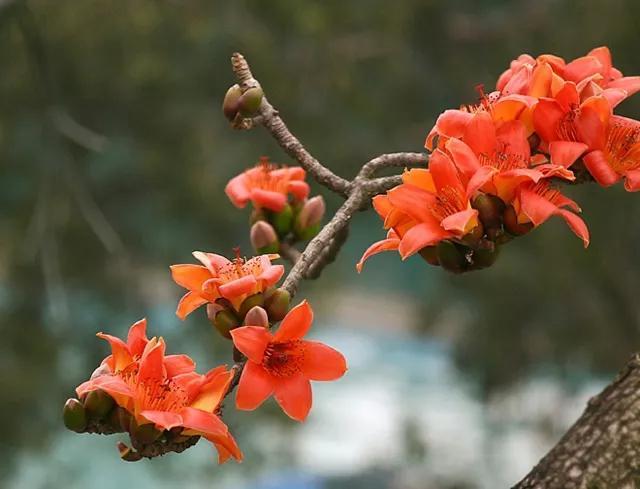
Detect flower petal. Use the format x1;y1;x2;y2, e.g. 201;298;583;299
273;300;313;342
190;367;234;412
549;141;588;167
274;374;312;422
230;326;271;362
176;291;209;320
95;333;133;372
170;264;212;292
302;341;347;381
126;318;148;358
218;275;257;301
164;354;196;377
140;410;184;431
235;361;274;410
446;138;481;178
224;175;250;208
402;168;435;192
356;231;400;273
582;150;621;187
387;184;436;223
250;188;287;212
138;338;166;382
288;180;310;201
398;221;450;259
441;208;478;234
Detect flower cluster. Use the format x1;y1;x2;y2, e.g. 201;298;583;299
66;249;347;462
226;157;326;254
359;46;640;273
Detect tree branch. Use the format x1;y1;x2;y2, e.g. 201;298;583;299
359;151;428;178
514;354;640;488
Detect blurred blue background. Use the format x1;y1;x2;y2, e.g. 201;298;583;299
2;1;640;488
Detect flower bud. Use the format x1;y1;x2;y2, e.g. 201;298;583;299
214;309;240;339
63;398;87;433
472;194;505;231
84;389;115;419
238;86;264;116
295;196;325;229
244;305;269;328
264;288;291;321
418;246;440;266
250;221;279;254
111;406;132;432
470;245;500;269
503;205;533;236
130;420;163;444
222;84;242;121
239;293;264;318
437;241;468;274
270;204;293;236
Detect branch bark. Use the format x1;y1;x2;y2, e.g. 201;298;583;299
514;354;640;488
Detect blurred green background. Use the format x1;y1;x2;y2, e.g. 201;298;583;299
2;1;640;488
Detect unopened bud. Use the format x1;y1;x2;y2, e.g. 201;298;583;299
63;398;87;433
214;309;240;339
437;241;468;274
222;84;242;121
238;86;264;116
108;406;129;433
84;389;115;419
264;288;291;321
418;246;440;266
503;205;533;236
250;221;279;254
239;293;264;318
270;204;293;236
244;305;269;328
294;196;325;240
472;194;505;231
470;245;501;269
130;420;163;444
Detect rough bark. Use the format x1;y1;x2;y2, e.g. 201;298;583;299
514;354;640;489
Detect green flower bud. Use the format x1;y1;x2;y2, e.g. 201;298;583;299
294;196;325;240
107;406;129;433
471;245;501;269
503;205;534;236
239;86;264;116
84;389;115;419
418;246;440;266
222;84;242;121
63;398;87;433
270;204;294;236
264;288;291;321
214;309;240;339
437;241;468;274
238;293;264;318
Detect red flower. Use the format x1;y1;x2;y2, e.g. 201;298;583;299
357;150;480;270
445;113;576;203
76;322;242;463
513;181;589;247
225;158;310;212
171;251;284;319
533;81;615;156
582;115;640;191
230;301;347;422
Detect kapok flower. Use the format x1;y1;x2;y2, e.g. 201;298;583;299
357;150;479;270
230;300;347;422
171;251;285;319
76;324;242;463
582;115;640;191
425;89;535;150
533;81;616;155
512;181;589;247
225;157;310;212
445;113;575;203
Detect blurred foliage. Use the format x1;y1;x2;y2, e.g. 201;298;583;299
2;0;640;486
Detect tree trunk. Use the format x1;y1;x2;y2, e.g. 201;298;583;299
514;354;640;488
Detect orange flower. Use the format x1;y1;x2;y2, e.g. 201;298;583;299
512;181;589;247
497;53;566;98
171;251;285;319
445;113;576;203
225;158;310;212
76;322;242;463
533;81;614;155
425;90;535;150
230;301;347;422
582;115;640;191
357;150;479;270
